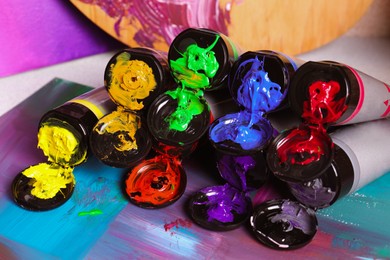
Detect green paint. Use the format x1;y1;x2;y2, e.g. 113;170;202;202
170;35;220;90
166;88;205;131
78;209;103;216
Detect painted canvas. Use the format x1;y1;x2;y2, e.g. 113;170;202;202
0;79;389;259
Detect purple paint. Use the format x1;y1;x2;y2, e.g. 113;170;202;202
217;153;268;191
79;0;231;48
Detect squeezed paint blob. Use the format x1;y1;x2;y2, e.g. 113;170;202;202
301;80;347;124
235;56;284;113
217;153;269;191
147;92;210;145
90;108;152;168
250;199;317;250
165;88;205;131
37;120;87;166
170;35;220;89
107;51;157;110
209;111;273;151
12;163;75;211
267;125;333;182
189;183;252;231
125;155;186;208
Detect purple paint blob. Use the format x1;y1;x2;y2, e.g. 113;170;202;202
189;184;252;231
217;153;268;191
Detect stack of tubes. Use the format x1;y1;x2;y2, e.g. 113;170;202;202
11;27;390;250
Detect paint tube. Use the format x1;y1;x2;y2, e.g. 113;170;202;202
90;48;172;168
288;61;390;125
12;87;116;211
287;118;390;209
168;27;242;91
188;50;303;231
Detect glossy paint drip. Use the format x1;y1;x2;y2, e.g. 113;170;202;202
165;88;205;131
236;56;284;114
107;51;157;110
170;35;220;89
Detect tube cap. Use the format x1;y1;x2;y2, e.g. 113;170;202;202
250;199;317;250
188;183;252;231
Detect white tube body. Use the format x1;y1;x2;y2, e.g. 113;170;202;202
331;118;390;193
337;68;390;125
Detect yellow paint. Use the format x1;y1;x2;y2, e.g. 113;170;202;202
107;52;157;110
95;108;140;151
22;163;75;199
37;120;87;166
70;99;104;119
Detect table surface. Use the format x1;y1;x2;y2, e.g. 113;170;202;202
0;35;390;259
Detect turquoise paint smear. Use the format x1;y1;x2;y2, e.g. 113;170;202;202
317;172;390;258
0;156;128;259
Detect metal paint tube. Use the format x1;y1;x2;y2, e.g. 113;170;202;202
288;118;390;209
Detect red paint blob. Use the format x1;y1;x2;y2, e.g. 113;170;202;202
125;154;186;208
302;80;347;124
276;125;332;166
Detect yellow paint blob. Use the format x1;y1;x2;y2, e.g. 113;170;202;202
95;108;140;152
107;52;157;110
22;163;75;199
37;120;87;166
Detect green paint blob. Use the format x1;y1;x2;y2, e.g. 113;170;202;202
166;88;205;131
170;35;220;90
78;209;103;216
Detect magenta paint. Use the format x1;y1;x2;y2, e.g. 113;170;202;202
289;61;390;126
288;118;390;209
78;0;233;49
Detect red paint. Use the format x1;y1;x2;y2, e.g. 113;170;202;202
301;80;347;124
164;218;192;231
276;126;331;166
125;155;184;206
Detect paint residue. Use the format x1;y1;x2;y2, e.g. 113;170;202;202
164;218;192;232
21;163;75;199
94;109;140;152
78;209;104;216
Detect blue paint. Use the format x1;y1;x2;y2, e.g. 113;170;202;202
236;56;284;113
0;157;128;259
209;111;273;150
209;56;284;151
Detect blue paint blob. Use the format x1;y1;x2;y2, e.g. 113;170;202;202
209;111;273;151
236;56;285;113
